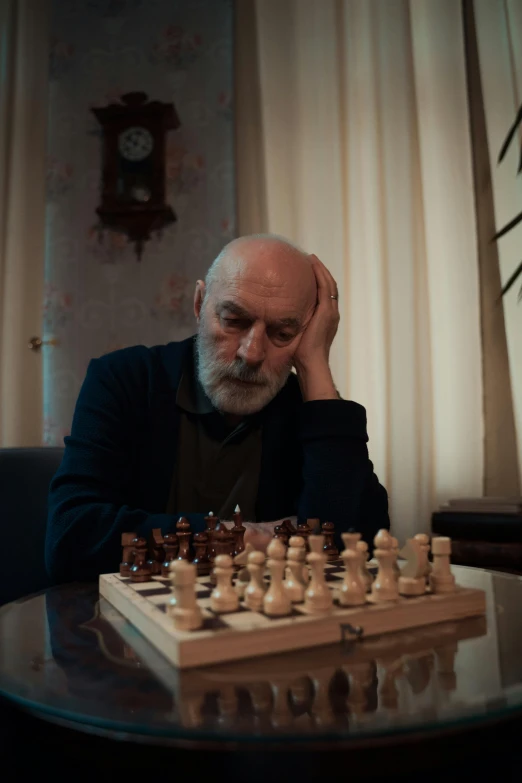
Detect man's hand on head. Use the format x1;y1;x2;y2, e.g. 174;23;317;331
293;255;340;401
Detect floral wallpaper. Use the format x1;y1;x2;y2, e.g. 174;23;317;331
44;0;235;445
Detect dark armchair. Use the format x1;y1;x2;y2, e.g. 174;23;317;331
0;447;64;605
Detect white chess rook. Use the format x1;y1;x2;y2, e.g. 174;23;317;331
211;554;239;613
264;538;292;616
398;534;430;596
429;536;456;593
168;560;203;631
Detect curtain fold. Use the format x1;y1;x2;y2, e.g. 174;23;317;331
239;0;484;541
0;0;50;446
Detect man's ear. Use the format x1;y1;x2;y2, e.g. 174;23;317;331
194;280;206;321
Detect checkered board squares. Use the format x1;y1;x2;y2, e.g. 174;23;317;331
100;562;486;670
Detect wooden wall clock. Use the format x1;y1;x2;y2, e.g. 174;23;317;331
92;91;180;260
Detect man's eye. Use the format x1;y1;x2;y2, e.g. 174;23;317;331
222;317;245;328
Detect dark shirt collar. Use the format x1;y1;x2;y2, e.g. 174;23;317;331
175;338;215;415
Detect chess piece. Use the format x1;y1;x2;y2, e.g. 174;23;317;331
147;528;164;575
129;537;152;583
210;526;233;585
211;554;239;613
120;532;136;576
204;512;218;563
161;532;179;577
435;642;458;691
341;529;361;552
356;540;373;591
398;534;430;596
321;521;339;562
234;542;255;598
176;517;193;561
273;525;289;546
339;546;366;606
192;532;211;576
232;505;246;557
264;538;292;616
168;560;202;631
281;519;297;536
370;529;399;602
429;536;456;593
284;535;307;602
303;535;333;613
297;521;312;552
244;550;267;611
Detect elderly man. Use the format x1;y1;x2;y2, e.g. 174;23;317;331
46;235;389;582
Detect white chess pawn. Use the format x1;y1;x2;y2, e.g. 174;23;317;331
244;550;267;611
168;560;203;630
370;529;399;603
284;535;307;602
264;538;292;616
429;536;456;593
234;542;255;598
398;534;430;596
303;535;333;613
211;554;239;613
339;546;367;606
340;530;361;552
356;540;373;592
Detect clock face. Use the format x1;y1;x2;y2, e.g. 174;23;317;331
118;126;154;162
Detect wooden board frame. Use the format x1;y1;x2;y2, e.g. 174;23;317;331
99;573;486;669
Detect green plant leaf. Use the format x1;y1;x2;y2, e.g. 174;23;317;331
492;210;522;241
498;261;522;299
498;104;522;164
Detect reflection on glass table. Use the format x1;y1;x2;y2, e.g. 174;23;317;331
1;565;522;744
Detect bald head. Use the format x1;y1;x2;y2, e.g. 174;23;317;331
204;235;316;306
194;234;318;416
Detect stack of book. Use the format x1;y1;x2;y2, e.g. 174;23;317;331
431;497;522;571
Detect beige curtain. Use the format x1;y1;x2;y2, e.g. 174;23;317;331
474;0;522;489
236;0;484;542
0;0;49;446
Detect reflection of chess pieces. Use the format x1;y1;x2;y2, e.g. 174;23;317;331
284;535;307;602
429;537;456;593
249;682;273;729
304;535;333;613
310;669;335;727
339;545;366;606
378;655;403;711
435;643;458;691
179;692;205;728
289;676;313;713
398;534;430;596
129;537;151;582
356;540;373;591
271;679;293;728
321;521;339;562
344;661;374;716
168;560;202;630
370;529;399;602
405;652;435;695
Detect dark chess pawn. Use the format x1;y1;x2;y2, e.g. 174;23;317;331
297;521;312;552
322;521;339;562
176;517;193;561
204;512;218;563
273;525;289;546
192;532;211;576
147;528;164;575
281;519;297;536
232;505;246;557
129;537;152;583
161;532;179;577
120;532;136;576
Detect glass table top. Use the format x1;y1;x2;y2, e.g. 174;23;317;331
1;565;522;745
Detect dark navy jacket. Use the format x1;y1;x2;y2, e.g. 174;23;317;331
46;337;389;582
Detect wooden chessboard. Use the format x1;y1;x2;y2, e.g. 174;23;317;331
99;560;487;669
